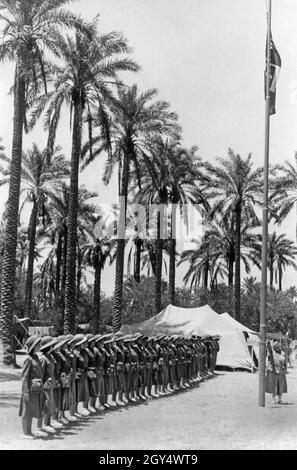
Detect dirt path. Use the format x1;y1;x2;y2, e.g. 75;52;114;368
1;368;297;450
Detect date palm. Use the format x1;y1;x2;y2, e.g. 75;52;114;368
0;144;69;318
30;24;138;333
43;186;97;310
270;153;297;237
82;84;180;330
204;149;263;320
81;216;115;333
0;0;87;364
179;216;259;292
252;232;297;291
135;139;209;310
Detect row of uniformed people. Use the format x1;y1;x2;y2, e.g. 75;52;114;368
19;332;220;438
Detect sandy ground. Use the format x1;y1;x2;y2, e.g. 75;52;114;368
1;359;297;450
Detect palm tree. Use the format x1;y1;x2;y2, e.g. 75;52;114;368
81;218;114;333
42;186;97;317
136;139;210;310
179;239;225;292
204;149;263;320
270;153;297;237
31;24;138;333
252;232;297;291
82;84;180;330
0;144;69;318
179;216;259;293
242;276;259;295
0;0;86;365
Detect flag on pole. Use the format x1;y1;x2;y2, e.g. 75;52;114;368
265;37;281;115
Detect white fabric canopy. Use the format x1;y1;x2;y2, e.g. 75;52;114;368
121;304;255;370
221;312;257;334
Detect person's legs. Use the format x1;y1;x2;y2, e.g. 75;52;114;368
22;417;33;436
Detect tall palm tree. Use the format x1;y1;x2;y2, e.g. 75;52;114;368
82;84;180;330
31;24;138;333
270;153;297;237
252;232;297;291
204;149;263;320
81;220;114;333
43;186;97;315
0;0;86;365
179;217;259;293
0;144;69;318
136;139;210;309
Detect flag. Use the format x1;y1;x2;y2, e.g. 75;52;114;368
265;36;281;115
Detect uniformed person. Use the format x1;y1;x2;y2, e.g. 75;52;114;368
94;334;109;411
49;336;65;428
144;337;154;397
155;335;166;395
19;335;44;439
150;337;160;397
129;335;140;402
138;335;149;399
104;336;118;407
133;334;146;400
114;335;126;405
168;336;177;391
53;336;72;423
67;334;81;421
123;335;133;402
37;336;58;435
85;334;98;413
74;335;90;416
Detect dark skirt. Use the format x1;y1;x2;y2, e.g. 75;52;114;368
68;371;76;407
60;387;70;411
53;387;61;411
43;385;55;415
117;371;125;392
88;378;98;398
265;370;287;395
76;373;89;402
19;391;44;419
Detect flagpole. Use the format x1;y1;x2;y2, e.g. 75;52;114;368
258;0;272;407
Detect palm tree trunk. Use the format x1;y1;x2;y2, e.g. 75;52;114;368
93;263;102;333
228;259;234;286
64;100;82;334
134;238;142;283
61;226;67;294
24;202;38;319
169;203;177;305
112;152;130;332
278;265;282;291
154;192;167;315
77;266;82;302
204;258;209;289
148;244;156;276
234;204;241;320
55;232;63;294
228;246;234;286
0;67;25;366
269;260;274;289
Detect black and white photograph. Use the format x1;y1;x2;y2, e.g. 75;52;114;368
0;0;297;453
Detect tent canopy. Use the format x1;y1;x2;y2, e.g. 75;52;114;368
120;304;255;370
221;312;258;335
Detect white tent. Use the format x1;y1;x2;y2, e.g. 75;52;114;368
221;312;260;365
120;304;255;371
220;312;257;334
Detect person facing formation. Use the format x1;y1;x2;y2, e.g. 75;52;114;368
266;340;287;404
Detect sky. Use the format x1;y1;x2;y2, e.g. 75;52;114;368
1;0;297;295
